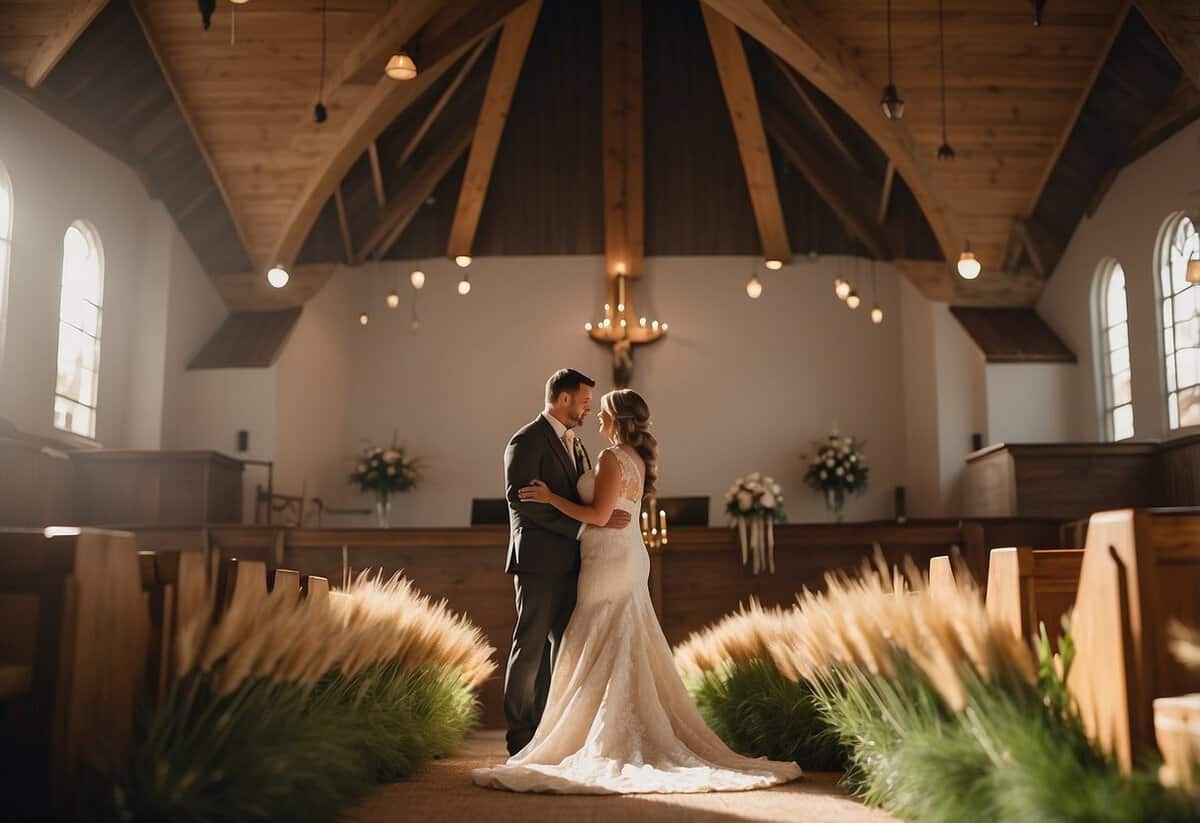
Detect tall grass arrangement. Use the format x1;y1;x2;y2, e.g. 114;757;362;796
673;600;847;770
94;572;495;822
763;555;1199;822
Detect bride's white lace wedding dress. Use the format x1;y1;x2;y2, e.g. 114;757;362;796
472;446;802;794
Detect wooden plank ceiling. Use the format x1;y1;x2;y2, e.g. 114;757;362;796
2;0;1197;312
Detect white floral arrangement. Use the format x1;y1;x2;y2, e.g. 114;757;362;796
349;443;421;496
723;472;786;522
803;432;869;520
724;472;784;575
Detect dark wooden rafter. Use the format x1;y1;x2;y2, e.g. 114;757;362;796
1028;1;1132;216
447;1;542;260
334;186;353;264
763;107;889;260
1011;216;1065;279
950;307;1077;364
878;161;895;225
1136;0;1200;91
768;52;863;175
602;0;645;279
367;142;386;209
25;0;110;88
271;2;513;271
358;123;476;263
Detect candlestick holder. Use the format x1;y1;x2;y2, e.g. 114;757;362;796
641;494;668;553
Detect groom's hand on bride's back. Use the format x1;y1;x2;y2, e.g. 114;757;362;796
602;510;631;529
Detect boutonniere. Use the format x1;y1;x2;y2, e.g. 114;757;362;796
573;437;590;470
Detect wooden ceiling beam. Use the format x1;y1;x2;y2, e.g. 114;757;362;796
130;0;253;272
601;0;645;279
702;5;791;265
270;1;513;272
24;0;109;88
704;0;960;267
768;52;864;174
446;0;542;260
878;160;895;225
360;124;475;263
1011;216;1064;278
1027;1;1131;215
1136;0;1200;91
367;142;386;209
395;31;494;170
764;107;889;260
334;186;354;264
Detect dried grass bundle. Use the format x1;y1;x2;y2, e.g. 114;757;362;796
673;598;793;680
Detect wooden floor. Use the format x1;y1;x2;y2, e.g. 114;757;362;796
343;731;900;823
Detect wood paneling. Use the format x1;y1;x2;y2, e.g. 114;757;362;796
1157;433;1200;506
950;306;1077;363
1069;508;1200;772
0;528;149;819
963;442;1159;518
985;546;1083;647
602;0;646;277
187;308;302;369
70;450;244;526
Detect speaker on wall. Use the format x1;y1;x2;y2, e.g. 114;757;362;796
971;432;983;452
894;486;907;524
237;430;249;452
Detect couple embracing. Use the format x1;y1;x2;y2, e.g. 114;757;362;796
471;369;800;795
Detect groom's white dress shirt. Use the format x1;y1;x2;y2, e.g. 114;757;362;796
542;411;587;539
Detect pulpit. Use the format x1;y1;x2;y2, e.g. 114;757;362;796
70;450;244;526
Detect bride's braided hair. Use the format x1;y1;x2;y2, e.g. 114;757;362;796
602;389;658;498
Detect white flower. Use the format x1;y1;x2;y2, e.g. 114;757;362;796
850;454;857;463
847;473;854;482
772;482;782;495
748;481;763;494
819;470;828;480
825;458;835;468
760;491;776;508
836;467;844;476
373;447;383;455
383;449;401;463
737;490;754;512
356;463;366;473
748;472;761;481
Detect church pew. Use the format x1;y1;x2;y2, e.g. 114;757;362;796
927;555;957;595
0;528;149;819
1068;508;1200;772
137;549;208;701
985;546;1083;646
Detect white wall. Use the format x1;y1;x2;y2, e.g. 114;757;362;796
265;255;912;526
985;363;1074;445
0;88;163;448
1038;120;1200;442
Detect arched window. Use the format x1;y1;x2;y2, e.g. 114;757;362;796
0;162;11;367
53;221;104;439
1098;259;1134;440
1159;213;1200;430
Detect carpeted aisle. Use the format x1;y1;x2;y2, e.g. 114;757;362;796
342;731;900;823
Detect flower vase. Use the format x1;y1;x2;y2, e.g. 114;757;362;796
825;488;845;523
375;492;392;528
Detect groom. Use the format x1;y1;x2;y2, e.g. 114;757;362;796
502;368;631;755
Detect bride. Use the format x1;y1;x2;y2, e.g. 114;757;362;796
472;389;801;794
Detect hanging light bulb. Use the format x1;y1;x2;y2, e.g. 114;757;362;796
359;312;369;326
846;290;862;309
457;275;471;296
746;274;764;299
764;259;783;271
834;277;852;301
880;0;904;119
935;0;955;160
957;240;982;280
267;265;289;288
410;270;425;289
455;255;472;268
385;290;400;308
230;0;250;4
871;305;884;324
385;51;418;80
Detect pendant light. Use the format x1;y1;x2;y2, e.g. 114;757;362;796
870;260;884;324
313;0;328;123
957;238;981;280
746;274;764;299
266;265;289;289
457;273;471;295
880;0;904;119
1031;0;1047;26
410;270;426;289
846;289;862;310
936;0;955;161
386;50;418;80
358;312;369;326
834;277;851;301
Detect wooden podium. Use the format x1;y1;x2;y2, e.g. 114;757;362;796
71;450;244;525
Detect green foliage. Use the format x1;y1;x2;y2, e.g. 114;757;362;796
94;664;479;823
688;657;847;771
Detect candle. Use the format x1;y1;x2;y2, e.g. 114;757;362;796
642;510;649;535
660;509;667;543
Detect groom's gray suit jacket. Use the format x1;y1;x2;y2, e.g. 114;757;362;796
504;416;591;576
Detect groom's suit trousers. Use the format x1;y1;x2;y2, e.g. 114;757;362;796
504;572;577;756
